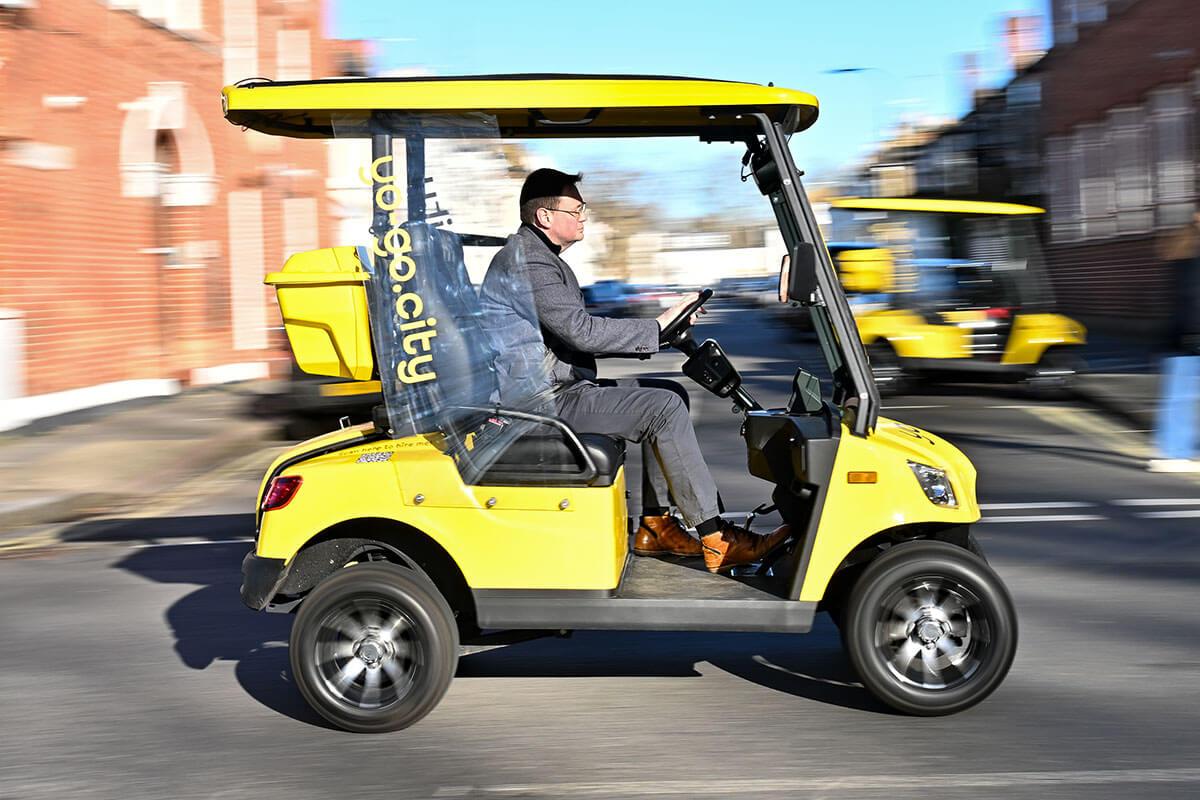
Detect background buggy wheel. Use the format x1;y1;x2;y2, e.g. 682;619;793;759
1026;347;1082;399
867;342;909;396
845;541;1016;715
290;562;458;733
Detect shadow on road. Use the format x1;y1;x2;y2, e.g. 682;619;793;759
457;626;892;714
94;514;895;721
95;516;334;729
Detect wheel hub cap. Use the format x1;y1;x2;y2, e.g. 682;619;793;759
914;616;947;645
353;635;392;668
874;577;990;690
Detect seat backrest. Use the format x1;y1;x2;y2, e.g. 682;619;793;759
367;222;498;437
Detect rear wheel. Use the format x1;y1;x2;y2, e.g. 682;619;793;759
844;541;1016;715
290;562;458;732
867;341;909;395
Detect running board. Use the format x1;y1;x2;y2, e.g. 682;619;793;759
473;591;816;633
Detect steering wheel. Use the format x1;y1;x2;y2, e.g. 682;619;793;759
659;288;714;347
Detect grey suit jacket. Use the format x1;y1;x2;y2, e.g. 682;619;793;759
478;225;659;406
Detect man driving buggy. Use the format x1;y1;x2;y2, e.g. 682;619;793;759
478;168;788;573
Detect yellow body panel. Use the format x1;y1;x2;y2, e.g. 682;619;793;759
836;247;894;293
830;197;1045;216
1001;313;1087;364
798;417;980;601
265;247;374;380
856;309;1085;364
855;310;970;359
257;430;628;591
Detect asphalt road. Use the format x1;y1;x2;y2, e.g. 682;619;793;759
3;306;1199;799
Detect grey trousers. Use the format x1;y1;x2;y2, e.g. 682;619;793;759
554;377;721;528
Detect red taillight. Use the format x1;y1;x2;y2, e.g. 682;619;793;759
985;307;1011;319
262;476;303;512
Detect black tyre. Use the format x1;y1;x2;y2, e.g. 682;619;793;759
867;341;909;396
1026;347;1082;399
844;541;1016;715
290;562;459;733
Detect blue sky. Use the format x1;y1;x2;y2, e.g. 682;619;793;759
329;1;1048;216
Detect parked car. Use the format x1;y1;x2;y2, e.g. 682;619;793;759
626;283;686;317
582;280;635;317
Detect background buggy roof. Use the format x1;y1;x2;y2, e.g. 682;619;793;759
830;197;1045;216
221;74;820;139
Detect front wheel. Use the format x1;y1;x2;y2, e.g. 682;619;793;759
290;562;459;733
844;541;1016;715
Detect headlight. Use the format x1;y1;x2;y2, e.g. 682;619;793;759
908;461;957;507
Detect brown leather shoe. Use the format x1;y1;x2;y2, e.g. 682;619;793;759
701;522;791;573
633;514;703;557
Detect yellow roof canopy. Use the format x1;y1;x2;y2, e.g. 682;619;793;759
221;74;820;139
830;197;1045;216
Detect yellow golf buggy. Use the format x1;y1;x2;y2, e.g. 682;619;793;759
828;198;1086;394
224;76;1016;732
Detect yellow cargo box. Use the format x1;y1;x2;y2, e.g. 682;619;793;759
265;247;374;380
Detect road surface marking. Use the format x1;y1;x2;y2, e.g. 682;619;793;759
1136;510;1200;519
1025;406;1155;460
129;537;254;549
1113;498;1200;506
981;501;1096;510
980;514;1104;524
882;405;945;410
433;767;1200;797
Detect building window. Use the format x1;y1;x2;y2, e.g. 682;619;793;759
276;29;312;81
167;0;203;32
1046;135;1081;243
1149;85;1196;228
1077;123;1115;240
223;0;259;86
1110;106;1153;234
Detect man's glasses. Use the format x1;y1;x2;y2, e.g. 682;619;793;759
545;203;588;220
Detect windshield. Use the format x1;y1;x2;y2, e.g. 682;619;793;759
829;207;1056;312
329;111;874;460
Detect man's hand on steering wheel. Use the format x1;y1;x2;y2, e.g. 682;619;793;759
657;289;713;347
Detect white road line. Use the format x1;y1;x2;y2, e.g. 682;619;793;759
129;538;253;549
1113;498;1200;506
981;501;1096;510
1136;510;1200;519
882;404;945;410
980;514;1105;524
433;767;1200;797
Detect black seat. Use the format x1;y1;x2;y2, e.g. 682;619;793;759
475;432;625;487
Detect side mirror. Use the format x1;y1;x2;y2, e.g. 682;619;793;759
787;368;823;414
782;243;818;304
682;339;742;398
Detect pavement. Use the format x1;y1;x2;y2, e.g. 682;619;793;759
0;384;286;551
0;333;1175;550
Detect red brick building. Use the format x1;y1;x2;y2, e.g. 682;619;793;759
1041;0;1199;339
0;0;336;428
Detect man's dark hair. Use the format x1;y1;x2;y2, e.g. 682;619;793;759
519;168;583;225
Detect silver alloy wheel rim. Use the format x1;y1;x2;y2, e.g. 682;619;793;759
874;576;990;690
313;597;423;711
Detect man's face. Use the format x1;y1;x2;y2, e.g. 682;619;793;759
540;195;587;247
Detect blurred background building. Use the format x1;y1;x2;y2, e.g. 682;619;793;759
0;0;336;429
3;0;1199;431
848;0;1199;341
